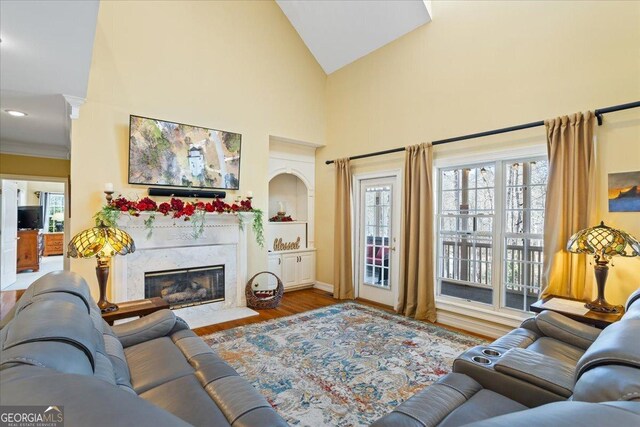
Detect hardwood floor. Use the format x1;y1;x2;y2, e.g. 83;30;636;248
192;288;338;335
0;289;25;321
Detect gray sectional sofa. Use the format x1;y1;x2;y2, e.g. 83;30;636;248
372;289;640;426
0;271;287;427
2;271;639;426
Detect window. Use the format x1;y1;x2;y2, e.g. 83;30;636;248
437;157;548;312
44;193;64;232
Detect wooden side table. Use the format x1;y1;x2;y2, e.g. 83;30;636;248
530;296;624;329
102;297;170;326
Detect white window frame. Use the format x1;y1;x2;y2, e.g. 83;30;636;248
433;145;546;322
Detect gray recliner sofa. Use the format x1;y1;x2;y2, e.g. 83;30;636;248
0;271;288;427
372;289;640;426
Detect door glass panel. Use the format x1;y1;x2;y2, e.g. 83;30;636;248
363;185;392;289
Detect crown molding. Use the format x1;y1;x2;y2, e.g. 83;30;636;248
63;95;85;120
0;139;70;160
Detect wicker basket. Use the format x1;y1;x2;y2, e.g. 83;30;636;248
245;271;284;309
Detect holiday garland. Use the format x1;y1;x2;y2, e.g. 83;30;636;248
94;196;264;247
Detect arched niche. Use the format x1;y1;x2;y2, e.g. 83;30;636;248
268;172;309;220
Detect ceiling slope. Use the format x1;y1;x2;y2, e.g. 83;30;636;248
276;0;432;74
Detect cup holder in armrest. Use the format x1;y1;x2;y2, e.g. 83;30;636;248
472;356;492;365
482;348;502;357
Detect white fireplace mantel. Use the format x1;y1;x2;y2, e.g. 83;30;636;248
112;212;253;311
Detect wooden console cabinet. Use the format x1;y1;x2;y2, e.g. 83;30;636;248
17;230;41;273
43;232;64;256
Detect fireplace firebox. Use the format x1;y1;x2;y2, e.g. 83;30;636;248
144;265;224;309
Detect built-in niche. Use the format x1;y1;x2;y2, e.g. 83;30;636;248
266;137;319;291
268;173;308;221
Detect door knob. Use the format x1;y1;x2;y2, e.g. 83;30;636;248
391;246;396;252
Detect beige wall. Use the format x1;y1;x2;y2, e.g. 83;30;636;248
71;1;326;297
316;1;640;304
0;153;70;178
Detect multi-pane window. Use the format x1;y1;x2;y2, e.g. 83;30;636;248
502;160;548;310
438;164;495;304
437;157;548;312
44;193;64;232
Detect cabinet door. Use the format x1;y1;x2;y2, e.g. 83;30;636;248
281;254;298;288
267;255;282;288
297;251;316;284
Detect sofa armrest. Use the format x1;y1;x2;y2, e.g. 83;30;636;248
535;310;601;350
371;373;483;427
112;309;188;348
494;348;575;398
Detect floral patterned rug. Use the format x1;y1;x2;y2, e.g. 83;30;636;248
202;302;486;427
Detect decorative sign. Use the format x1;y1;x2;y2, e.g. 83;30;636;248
273;237;301;251
267;223;307;252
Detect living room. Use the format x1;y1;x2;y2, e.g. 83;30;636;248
1;1;639;426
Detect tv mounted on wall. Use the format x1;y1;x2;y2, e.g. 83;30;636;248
18;206;44;230
128;115;242;190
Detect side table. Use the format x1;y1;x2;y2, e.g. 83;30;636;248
530;295;624;329
102;297;169;326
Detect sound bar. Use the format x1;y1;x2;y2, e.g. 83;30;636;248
148;187;227;199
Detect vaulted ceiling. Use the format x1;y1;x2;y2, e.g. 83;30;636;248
276;0;432;74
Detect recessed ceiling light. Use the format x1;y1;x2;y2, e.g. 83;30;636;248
5;110;28;117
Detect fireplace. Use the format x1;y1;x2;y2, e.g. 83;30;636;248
144;265;225;309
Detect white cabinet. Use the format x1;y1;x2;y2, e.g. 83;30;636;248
267;250;316;290
267;254;282;288
298;251;315;283
281;253;299;288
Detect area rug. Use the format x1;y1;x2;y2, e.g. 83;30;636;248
202;302;486;426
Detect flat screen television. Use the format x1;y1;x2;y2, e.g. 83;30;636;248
18;206;43;230
128;115;242;190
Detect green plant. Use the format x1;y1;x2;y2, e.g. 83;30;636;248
252;208;265;248
93;205;121;227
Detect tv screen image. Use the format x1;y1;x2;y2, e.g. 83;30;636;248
128;115;242;190
18;206;44;230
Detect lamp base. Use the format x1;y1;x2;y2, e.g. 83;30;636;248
98;301;119;313
584;299;622;314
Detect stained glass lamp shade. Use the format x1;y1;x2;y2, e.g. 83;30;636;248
567;221;640;313
68;225;135;312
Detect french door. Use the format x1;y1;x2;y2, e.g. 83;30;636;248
354;173;401;308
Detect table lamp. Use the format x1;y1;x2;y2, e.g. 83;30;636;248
566;221;640;313
68;224;135;313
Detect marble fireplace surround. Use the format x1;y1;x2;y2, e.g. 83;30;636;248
112;213;257;328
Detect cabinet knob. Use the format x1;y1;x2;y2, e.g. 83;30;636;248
278;258;281;265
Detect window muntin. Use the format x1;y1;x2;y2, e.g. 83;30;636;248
437;157;547;312
363;185;392;288
438;164;495;305
502;159;548;311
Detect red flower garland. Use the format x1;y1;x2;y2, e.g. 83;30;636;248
109;196;253;221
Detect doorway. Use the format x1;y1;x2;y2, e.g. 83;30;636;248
354;172;401;308
0;177;68;290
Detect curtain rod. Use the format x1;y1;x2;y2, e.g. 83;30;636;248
324;100;640;165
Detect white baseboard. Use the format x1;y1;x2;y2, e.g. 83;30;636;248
313;281;334;293
283;283;315;292
436;309;513;339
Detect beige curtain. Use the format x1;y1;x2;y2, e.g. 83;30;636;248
397;143;436;322
333;158;354;300
541;112;596;300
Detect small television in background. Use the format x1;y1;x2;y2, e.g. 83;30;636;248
18;206;44;230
